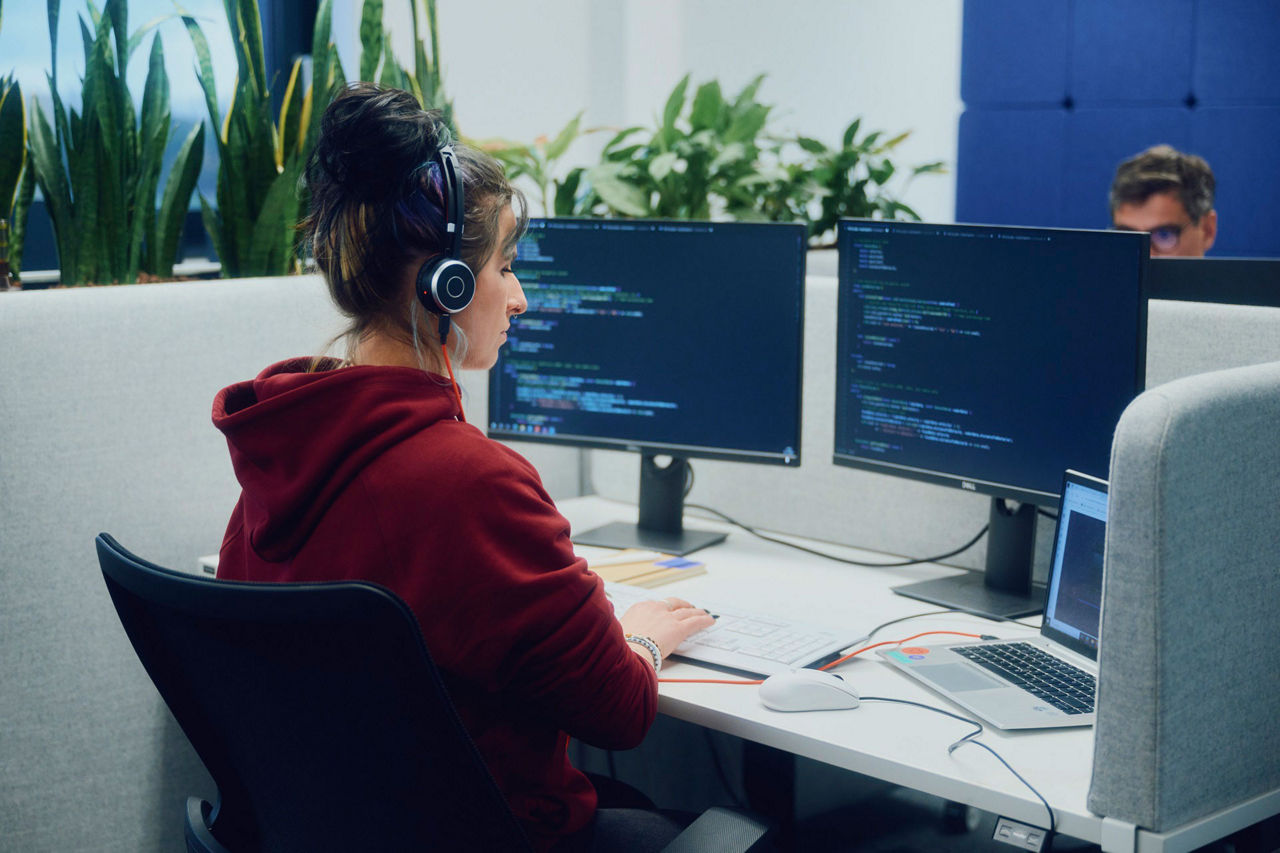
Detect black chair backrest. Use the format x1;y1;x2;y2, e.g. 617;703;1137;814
96;533;532;852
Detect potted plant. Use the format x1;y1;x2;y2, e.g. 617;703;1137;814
26;0;205;286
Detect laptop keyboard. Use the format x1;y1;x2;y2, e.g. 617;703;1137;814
954;642;1096;715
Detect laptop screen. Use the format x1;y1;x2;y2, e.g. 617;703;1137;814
1041;470;1108;660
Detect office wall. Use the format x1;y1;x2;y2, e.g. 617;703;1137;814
957;0;1280;257
339;0;963;223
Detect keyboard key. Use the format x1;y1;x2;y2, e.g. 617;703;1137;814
954;642;1096;715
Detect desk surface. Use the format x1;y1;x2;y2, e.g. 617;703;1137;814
561;496;1102;845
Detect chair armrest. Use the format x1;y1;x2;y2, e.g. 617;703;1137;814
185;797;231;853
663;806;773;853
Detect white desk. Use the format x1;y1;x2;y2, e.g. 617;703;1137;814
560;496;1279;853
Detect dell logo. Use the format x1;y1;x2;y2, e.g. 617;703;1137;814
961;481;977;491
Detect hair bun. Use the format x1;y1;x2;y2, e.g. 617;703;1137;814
310;84;447;202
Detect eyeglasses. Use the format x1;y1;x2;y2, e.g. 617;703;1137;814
1112;223;1185;252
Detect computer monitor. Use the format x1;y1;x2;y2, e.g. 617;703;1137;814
488;218;807;555
833;220;1148;618
1149;257;1280;307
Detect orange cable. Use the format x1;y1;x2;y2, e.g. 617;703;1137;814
441;341;466;422
657;629;987;685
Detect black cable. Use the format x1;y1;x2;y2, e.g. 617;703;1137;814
685;501;989;568
859;696;1056;835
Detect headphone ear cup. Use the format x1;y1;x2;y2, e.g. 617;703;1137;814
417;257;476;315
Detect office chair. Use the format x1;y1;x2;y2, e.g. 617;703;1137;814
95;533;772;853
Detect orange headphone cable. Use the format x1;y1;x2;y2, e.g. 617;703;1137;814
442;341;466;422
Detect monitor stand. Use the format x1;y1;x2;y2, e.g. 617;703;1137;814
892;497;1045;620
572;454;727;556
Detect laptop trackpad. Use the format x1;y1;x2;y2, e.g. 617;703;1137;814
916;663;1005;692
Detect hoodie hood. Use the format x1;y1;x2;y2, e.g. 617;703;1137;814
213;358;461;561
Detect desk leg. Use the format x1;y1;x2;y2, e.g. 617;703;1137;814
743;741;795;848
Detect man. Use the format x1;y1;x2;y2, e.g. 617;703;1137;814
1109;144;1217;257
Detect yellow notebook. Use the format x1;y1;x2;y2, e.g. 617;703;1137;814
588;549;707;588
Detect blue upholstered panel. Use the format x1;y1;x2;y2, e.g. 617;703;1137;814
1061;109;1192;230
959;0;1280;257
960;0;1069;106
1196;0;1280;102
1192;107;1280;257
956;110;1067;228
1071;0;1195;104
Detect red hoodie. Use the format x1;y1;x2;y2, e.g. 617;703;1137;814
212;358;658;849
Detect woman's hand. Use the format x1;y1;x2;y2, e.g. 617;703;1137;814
618;596;716;661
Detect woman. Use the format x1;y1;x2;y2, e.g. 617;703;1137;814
211;83;715;851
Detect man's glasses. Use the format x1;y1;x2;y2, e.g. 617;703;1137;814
1112;223;1185;252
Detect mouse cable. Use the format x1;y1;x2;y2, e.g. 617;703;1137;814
852;609;1013;647
683;501;989;569
857;696;1057;837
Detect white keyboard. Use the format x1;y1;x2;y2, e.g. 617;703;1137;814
603;581;858;676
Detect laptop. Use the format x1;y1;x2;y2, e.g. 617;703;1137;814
880;469;1108;730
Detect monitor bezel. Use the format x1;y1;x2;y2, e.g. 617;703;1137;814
486;217;808;469
1148;256;1280;307
830;218;1150;509
1039;468;1109;661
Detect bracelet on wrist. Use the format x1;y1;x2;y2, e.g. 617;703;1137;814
625;634;662;673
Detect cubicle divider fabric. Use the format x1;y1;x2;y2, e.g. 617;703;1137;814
957;0;1280;257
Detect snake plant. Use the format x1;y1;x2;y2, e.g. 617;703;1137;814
26;0;204;285
184;0;342;278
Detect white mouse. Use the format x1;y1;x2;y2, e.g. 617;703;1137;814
758;668;861;712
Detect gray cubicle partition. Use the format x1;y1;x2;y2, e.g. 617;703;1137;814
0;276;583;851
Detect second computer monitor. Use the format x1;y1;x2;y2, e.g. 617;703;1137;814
834;220;1148;617
489;218;807;554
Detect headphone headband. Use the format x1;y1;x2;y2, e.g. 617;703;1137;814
415;144;476;327
437;145;464;261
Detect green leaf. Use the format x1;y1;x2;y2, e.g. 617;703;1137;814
553;168;583;217
689;79;723;132
277;58;304;161
544;112;582;162
182;16;222;134
358;0;384;82
198;191;225;270
0;79;26;216
868;160;895;185
27;105;76;278
724;103;769;145
601;126;644;154
125;13;171;62
795;135;827;155
306;0;335;153
659;74;690;149
153;121;205;276
880;130;910;151
649;150;679;182
841;118;863;149
47;0;61;99
731;74;766;114
246;158;303;275
10;159;36;275
912;161;947;175
709;141;746;172
587;163;648;217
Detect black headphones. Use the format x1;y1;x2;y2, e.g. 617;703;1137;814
415;145;475;342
